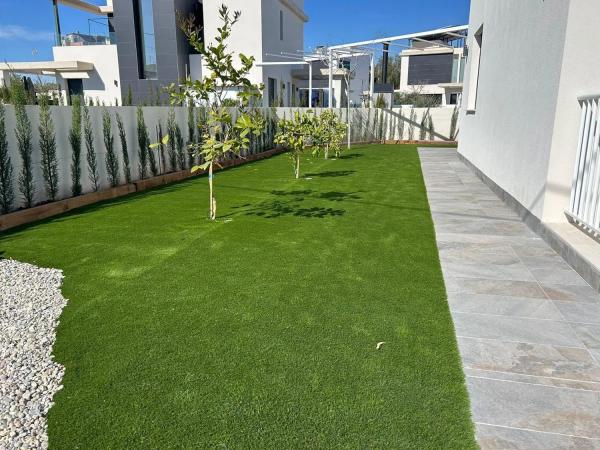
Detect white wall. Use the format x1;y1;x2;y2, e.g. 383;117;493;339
53;44;121;106
458;0;570;219
543;0;600;222
1;105;456;212
201;0;306;107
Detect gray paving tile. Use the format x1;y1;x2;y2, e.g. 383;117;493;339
458;337;600;382
467;376;600;438
519;255;573;271
572;324;600;351
453;313;583;347
555;302;600;325
449;293;562;320
541;284;600;303
444;276;548;298
443;261;536;282
530;267;589;286
466;368;600;392
476;423;600;450
420;149;600;447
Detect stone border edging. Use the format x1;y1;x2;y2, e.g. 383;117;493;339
0;148;285;232
456;151;600;292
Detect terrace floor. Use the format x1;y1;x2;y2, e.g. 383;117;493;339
419;148;600;449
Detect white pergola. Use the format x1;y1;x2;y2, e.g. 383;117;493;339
325;25;469;108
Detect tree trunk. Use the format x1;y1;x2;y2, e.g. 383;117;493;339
325;143;329;160
208;162;216;220
295;155;300;179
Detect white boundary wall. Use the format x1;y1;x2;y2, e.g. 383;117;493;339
1;106;457;212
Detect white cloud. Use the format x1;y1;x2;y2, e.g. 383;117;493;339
0;25;54;42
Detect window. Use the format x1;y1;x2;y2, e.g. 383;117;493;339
279;10;284;41
268;78;277;106
449;93;459;105
134;0;157;79
467;25;483;111
338;59;351;71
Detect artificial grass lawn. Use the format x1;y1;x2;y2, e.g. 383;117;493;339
0;144;476;448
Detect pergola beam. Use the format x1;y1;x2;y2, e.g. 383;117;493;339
328;25;468;50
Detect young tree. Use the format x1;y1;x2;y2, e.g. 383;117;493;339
317;109;346;159
136;106;149;179
419;109;430;141
115;113;132;184
427;113;435;141
274;110;315;179
103;109;120;187
39;95;59;201
187;105;196;168
175;123;185;170
83;105;99;191
408;108;417;141
0;103;14;213
397;110;405;141
69;95;83;196
450;105;459;140
12;81;34;207
167;109;178;171
169;4;265;220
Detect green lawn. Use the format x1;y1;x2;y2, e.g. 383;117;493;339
0;144;475;448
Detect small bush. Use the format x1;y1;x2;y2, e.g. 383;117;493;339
408;109;416;141
0;103;14;213
12;81;35;207
69;95;83;196
39;95;59;201
116;113;131;184
419;109;429;141
450;106;459;140
136;106;149;179
167;109;178;171
103;109;120;187
83;105;99;191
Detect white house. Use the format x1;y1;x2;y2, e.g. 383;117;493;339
0;0;309;107
459;0;600;288
397;30;467;107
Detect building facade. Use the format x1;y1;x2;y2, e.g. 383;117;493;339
1;0;308;107
459;0;600;285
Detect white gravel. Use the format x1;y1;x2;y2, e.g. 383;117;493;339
0;259;67;450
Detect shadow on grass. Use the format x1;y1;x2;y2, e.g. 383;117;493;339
243;200;346;219
304;170;356;178
336;153;363;160
227;189;364;219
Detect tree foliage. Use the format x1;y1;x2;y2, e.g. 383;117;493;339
0;103;14;213
39;95;59;201
103;109;120;187
83;105;99;191
316;110;346;159
116;112;132;184
12;81;34;207
274;110;315;179
69;95;83;196
136;106;149;179
168;4;265;220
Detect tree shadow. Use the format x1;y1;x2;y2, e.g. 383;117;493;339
304;170;356;178
229;190;363;219
337;153;363;160
317;191;362;202
244;200;346;219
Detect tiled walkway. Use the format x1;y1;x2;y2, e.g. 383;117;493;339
419;148;600;449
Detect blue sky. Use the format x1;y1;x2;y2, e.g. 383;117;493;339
0;0;471;62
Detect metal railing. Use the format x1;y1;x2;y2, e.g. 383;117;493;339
567;94;600;236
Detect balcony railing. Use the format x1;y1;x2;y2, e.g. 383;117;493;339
567;94;600;236
61;32;113;46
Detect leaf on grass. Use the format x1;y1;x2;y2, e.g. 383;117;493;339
376;342;385;350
